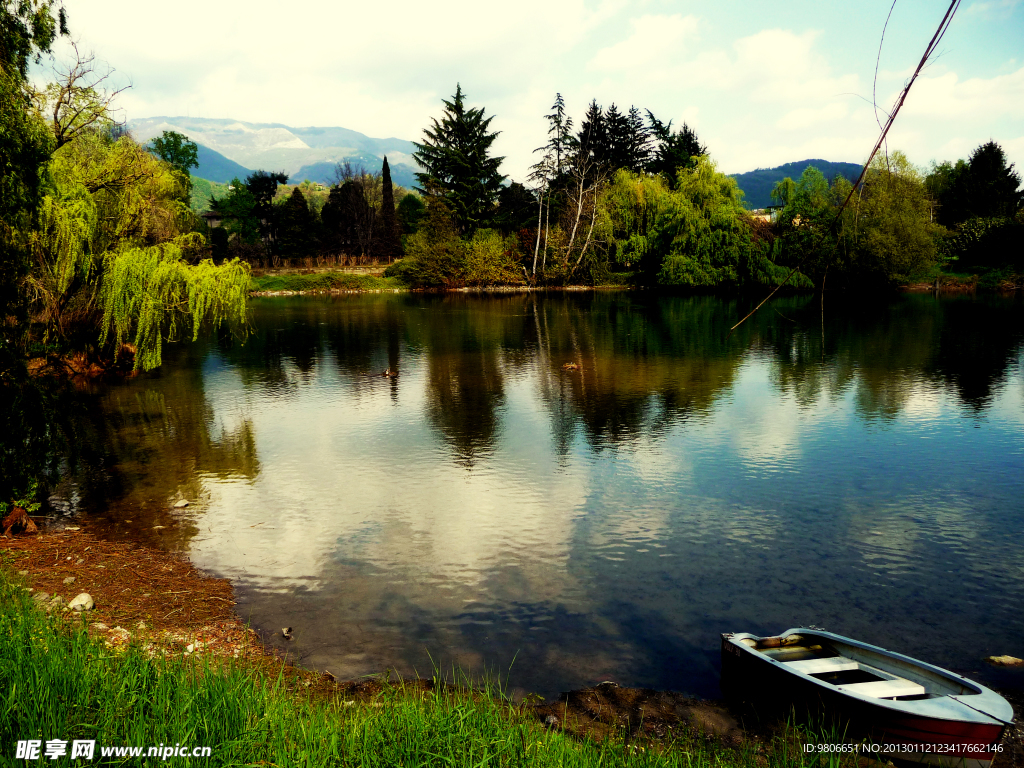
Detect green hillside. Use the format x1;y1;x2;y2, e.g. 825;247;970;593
190;177;231;213
732;159;863;209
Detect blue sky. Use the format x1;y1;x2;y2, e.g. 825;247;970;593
55;0;1024;181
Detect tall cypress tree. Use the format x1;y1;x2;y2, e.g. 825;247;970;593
413;84;505;234
377;156;402;262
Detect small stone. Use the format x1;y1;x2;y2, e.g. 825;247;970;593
124;520;132;524
142;593;151;597
67;593;94;611
63;576;75;585
90;622;109;631
281;627;293;640
66;526;80;531
32;591;50;603
46;595;66;612
136;621;147;630
152;525;166;530
544;715;560;727
17;570;28;576
66;556;72;561
987;655;1023;666
173;499;190;508
75;558;83;564
185;643;195;654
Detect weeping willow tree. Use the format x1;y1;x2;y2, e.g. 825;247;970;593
25;126;250;369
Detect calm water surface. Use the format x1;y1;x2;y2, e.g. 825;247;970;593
60;292;1024;698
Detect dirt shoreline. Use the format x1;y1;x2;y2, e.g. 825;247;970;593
4;526;1021;763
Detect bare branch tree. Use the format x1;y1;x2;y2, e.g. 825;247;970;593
34;41;131;149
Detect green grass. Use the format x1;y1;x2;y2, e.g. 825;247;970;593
249;272;405;293
0;568;853;767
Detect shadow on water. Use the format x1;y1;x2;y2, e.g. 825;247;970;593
53;291;1024;699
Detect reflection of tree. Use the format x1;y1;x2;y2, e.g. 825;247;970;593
69;346;260;550
419;296;526;467
926;297;1024;410
531;294;745;448
760;294;1024;417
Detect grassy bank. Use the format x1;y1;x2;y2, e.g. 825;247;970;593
249;271;405;293
0;562;858;768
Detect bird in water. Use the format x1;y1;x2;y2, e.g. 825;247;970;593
381;368;398;378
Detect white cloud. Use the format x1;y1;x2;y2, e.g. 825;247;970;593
589;14;699;72
51;0;1024;180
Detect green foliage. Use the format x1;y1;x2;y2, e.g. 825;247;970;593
276;187;316;258
399;196;522;288
100;240;250;370
414;84;505;234
149;130;198;175
189;176;230;213
929;141;1023;227
0;0;67;80
213;177;260;243
655;157;756;287
397;192;424;235
839;152;938;284
646;111;706;189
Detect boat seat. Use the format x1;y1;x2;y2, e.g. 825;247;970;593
840;679;927;698
782;657;859;675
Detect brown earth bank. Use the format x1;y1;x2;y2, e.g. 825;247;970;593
3;525;1022;764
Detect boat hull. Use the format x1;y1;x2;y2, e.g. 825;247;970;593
721;633;1009;768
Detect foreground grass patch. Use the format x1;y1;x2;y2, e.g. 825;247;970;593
1;569;854;766
250;272;404;293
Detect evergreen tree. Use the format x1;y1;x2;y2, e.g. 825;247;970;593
646;111;706;189
244;170;287;245
377;156;402;262
577;99;608;167
962;141;1022;220
276;187;315;258
625;106;651;173
604;103;631;171
413;84;505;234
542;93;575;178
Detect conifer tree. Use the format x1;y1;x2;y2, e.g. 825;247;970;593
577;100;608;167
377;156;402;262
277;187;315;258
646;111;706;189
413;84;505;234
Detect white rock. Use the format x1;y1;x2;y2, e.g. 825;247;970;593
67;593;94;611
137;621;147;630
185;643;195;654
173;499;190;508
63;576;75;585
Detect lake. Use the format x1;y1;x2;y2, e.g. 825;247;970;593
57;291;1024;699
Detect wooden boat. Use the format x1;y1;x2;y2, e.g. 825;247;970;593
721;628;1014;767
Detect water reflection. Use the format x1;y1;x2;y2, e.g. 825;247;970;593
61;292;1024;698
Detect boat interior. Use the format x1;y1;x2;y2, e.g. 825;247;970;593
738;633;978;700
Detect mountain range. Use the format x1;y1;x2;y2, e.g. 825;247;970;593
731;159;864;209
129;117;862;213
128;116;420;189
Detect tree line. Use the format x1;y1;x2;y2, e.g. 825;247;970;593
207;159;423;268
393;85;1022;290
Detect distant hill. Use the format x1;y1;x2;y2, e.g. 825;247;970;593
129;116;420;189
195;144;252;184
732;159;863;209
